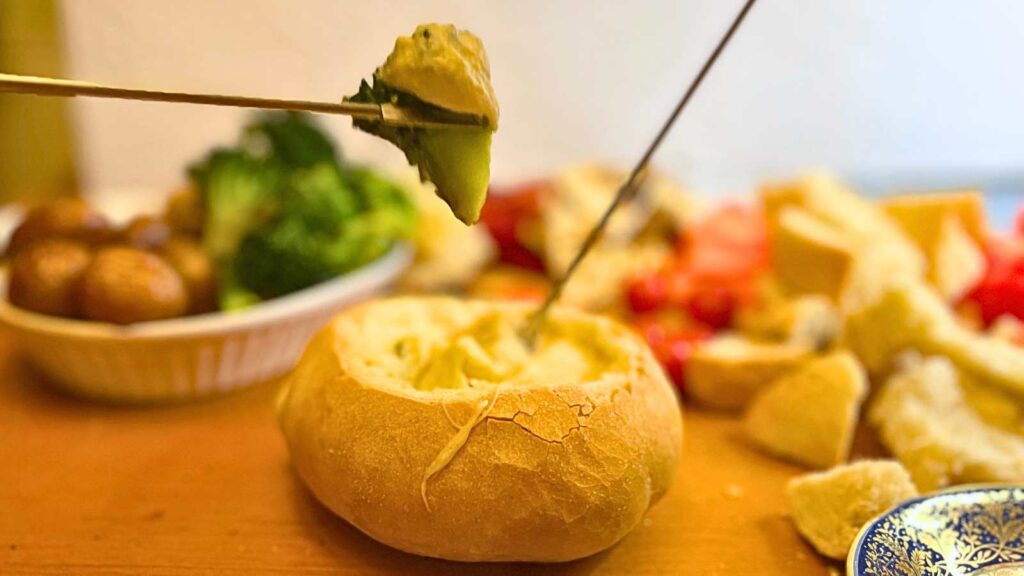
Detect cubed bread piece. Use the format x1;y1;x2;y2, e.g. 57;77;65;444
841;279;948;373
881;193;986;301
761;173;925;279
883;190;987;245
927;216;986;301
786;460;918;560
844;279;1024;398
745;352;868;469
686;335;813;410
737;291;841;349
868;355;1024;491
770;207;856;300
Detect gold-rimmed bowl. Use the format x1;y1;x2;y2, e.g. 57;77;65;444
849;484;1024;576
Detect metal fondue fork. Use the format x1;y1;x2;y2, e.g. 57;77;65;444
522;0;759;344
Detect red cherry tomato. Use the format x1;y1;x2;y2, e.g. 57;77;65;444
626;273;670;313
686;286;737;330
664;267;695;305
656;329;712;395
630;314;710;395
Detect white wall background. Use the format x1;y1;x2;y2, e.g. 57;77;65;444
58;0;1024;206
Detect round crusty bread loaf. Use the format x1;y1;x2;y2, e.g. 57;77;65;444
276;297;682;562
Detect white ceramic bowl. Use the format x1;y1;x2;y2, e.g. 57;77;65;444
0;245;412;403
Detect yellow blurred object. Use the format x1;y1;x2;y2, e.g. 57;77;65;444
466;265;549;303
844;278;1024;399
763;174;930;309
883;190;988;245
883;191;988;300
687;334;814;411
0;0;76;204
869;355;1024;491
744;351;868;470
398;178;495;293
770;207;855;300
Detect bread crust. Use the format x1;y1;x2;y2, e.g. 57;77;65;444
786;460;918;560
277;297;682;562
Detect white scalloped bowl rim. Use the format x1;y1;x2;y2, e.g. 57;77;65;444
0;243;412;341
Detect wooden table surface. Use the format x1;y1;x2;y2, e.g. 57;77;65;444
0;329;848;575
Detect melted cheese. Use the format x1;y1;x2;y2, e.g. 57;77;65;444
344;299;630;393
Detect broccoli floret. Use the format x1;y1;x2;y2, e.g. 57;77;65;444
282;163;360;233
242;111;340;169
189;149;280;262
231;163;416;299
190;112;416;310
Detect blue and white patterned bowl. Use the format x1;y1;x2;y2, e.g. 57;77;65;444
849;485;1024;576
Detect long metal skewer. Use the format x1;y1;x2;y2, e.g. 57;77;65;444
522;0;759;343
0;73;484;129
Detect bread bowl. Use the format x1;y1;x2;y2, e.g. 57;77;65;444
276;296;683;562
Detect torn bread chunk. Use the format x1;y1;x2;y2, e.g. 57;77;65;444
868;355;1024;491
844;279;1024;399
744;352;868;469
686;335;813;411
960;372;1024;435
786;460;918;560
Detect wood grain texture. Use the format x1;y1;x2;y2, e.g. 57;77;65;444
0;329;847;575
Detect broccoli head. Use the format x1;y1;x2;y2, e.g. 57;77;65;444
190;112;416;310
242;111;340;170
189;149;279;262
231;163;415;299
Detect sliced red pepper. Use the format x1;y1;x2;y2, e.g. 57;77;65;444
965;236;1024;325
479;182;547;271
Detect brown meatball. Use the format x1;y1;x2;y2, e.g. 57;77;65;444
160;237;217;314
164;187;204;237
7;198;113;256
121;215;173;250
79;246;188;324
8;239;93;317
